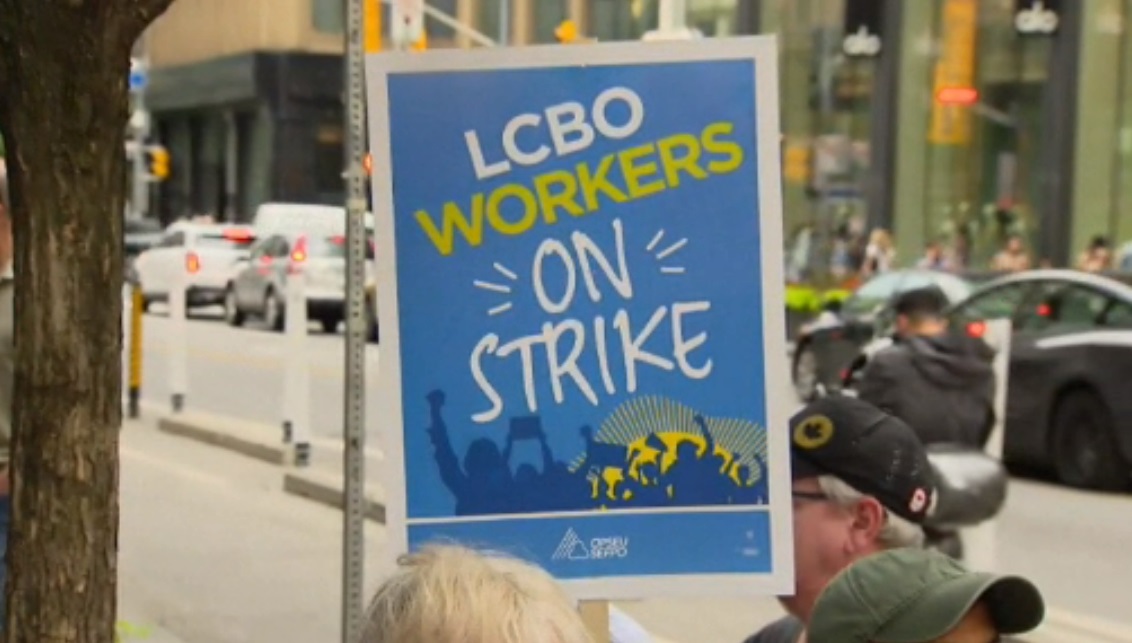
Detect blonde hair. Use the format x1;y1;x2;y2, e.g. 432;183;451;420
868;228;892;250
362;544;595;643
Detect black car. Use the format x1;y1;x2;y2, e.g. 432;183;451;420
941;269;1132;491
791;269;975;400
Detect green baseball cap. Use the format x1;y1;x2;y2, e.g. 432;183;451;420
808;548;1045;643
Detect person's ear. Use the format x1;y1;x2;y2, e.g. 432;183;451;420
847;498;887;551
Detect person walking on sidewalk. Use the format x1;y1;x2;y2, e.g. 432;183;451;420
0;163;13;631
743;397;936;643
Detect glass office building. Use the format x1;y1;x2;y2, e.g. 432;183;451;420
512;0;1132;268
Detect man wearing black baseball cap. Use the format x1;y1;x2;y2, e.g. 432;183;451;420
744;396;937;643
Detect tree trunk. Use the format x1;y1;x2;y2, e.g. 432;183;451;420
0;1;175;641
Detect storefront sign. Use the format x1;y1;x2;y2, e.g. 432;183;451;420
1015;0;1060;35
929;0;979;146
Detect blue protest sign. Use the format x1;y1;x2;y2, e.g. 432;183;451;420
367;37;793;598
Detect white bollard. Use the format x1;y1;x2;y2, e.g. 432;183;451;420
962;318;1012;571
282;268;312;467
168;266;189;413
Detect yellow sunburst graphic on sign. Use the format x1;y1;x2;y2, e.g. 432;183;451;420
569;396;767;503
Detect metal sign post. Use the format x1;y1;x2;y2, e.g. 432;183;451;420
342;0;369;639
129;51;150;221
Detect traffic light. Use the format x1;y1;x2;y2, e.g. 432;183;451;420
555;20;579;44
146;145;170;181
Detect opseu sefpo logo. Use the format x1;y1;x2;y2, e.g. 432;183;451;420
552;528;629;561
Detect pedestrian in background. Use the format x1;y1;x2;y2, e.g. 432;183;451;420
860;228;896;279
743;396;936;643
990;234;1031;272
362;544;594;643
1076;234;1112;273
0;161;12;632
807;548;1045;643
855;287;996;448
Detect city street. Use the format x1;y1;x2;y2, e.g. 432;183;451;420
128;303;379;442
124;306;1132;638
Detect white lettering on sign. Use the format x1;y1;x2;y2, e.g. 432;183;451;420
464;87;647;180
468;218;713;423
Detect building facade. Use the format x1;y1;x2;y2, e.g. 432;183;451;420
146;0;1132;267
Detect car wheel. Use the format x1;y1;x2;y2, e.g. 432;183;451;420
263;289;285;332
320;316;340;334
223;287;245;327
792;343;818;402
1051;387;1128;491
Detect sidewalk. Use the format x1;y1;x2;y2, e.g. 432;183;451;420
118;592;189;643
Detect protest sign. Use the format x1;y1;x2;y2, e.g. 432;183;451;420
367;36;793;598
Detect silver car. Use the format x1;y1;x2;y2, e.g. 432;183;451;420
224;231;377;336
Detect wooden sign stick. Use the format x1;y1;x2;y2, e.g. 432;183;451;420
579;600;611;643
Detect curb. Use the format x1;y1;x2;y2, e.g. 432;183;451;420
157;412;289;466
282;469;387;524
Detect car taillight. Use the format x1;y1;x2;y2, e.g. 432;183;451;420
185;251;201;274
966;321;987;338
223;228;255;243
290;236;308;264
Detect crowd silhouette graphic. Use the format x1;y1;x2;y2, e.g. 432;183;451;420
425;390;770;517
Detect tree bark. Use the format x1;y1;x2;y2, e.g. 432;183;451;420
0;1;175;641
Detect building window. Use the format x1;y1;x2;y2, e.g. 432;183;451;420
590;0;657;40
313;0;346;32
534;0;569;42
314;123;345;202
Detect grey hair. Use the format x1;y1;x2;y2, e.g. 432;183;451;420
362;544;594;643
817;475;925;548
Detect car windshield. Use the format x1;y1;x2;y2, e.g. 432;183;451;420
306;235;376;260
842;272;971;317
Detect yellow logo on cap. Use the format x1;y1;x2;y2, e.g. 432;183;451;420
793;415;835;449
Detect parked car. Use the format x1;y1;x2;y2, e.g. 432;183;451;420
940;269;1132;491
224;231;378;338
133;221;257;311
124;217;163;284
791;269;974;400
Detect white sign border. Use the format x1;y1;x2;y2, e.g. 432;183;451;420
365;35;794;600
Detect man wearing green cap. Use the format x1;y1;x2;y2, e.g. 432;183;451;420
808;548;1045;642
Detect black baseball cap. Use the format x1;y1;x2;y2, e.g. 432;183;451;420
789;396;935;524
